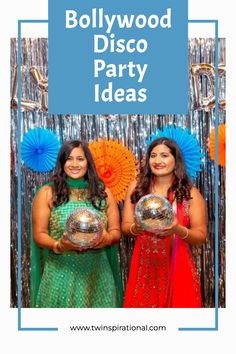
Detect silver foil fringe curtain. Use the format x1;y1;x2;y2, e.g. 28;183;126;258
10;38;226;308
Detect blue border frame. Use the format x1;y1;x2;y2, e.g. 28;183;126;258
17;19;219;332
178;19;219;331
17;20;58;332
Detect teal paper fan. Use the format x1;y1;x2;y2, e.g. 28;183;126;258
147;126;203;179
21;128;60;172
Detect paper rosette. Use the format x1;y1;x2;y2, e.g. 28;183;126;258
147;125;203;179
21;128;60;172
89;139;138;203
209;123;226;167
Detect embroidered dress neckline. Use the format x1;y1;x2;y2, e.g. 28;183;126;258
66;178;88;189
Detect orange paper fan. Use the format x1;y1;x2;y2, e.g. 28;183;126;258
89;139;138;203
209;123;226;167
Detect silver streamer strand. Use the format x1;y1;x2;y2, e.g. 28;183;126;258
10;38;226;308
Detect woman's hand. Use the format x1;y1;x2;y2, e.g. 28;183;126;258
58;233;90;253
92;229;113;249
153;217;179;238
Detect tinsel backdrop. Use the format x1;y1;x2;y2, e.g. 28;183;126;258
10;38;226;308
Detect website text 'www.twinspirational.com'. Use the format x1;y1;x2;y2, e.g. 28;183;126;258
70;324;167;332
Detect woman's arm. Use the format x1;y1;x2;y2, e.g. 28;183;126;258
32;186;58;251
93;187;121;248
121;180;141;237
32;185;87;253
184;186;207;245
160;187;207;245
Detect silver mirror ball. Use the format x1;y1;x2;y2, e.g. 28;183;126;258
65;208;104;248
135;194;174;233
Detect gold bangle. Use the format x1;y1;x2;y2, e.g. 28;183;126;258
179;227;189;240
52;241;62;254
130;223;139;236
58;239;66;253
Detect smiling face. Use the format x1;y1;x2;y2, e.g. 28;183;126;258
149;144;175;177
63;146;88;179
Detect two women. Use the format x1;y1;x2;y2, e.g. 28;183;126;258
32;137;207;308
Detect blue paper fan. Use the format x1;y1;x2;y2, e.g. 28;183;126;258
21;128;60;172
147;126;203;179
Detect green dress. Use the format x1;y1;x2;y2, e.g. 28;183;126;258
31;178;123;308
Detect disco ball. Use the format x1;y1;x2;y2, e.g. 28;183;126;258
135;194;174;233
65;208;104;248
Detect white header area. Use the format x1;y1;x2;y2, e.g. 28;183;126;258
20;22;48;37
188;23;215;38
189;0;229;36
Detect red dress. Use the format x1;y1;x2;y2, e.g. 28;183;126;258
124;199;202;308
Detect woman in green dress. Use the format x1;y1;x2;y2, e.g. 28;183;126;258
31;140;122;308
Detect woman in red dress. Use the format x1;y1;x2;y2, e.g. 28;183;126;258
122;137;207;308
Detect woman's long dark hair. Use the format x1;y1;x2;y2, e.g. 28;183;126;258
51;140;107;209
131;137;192;204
